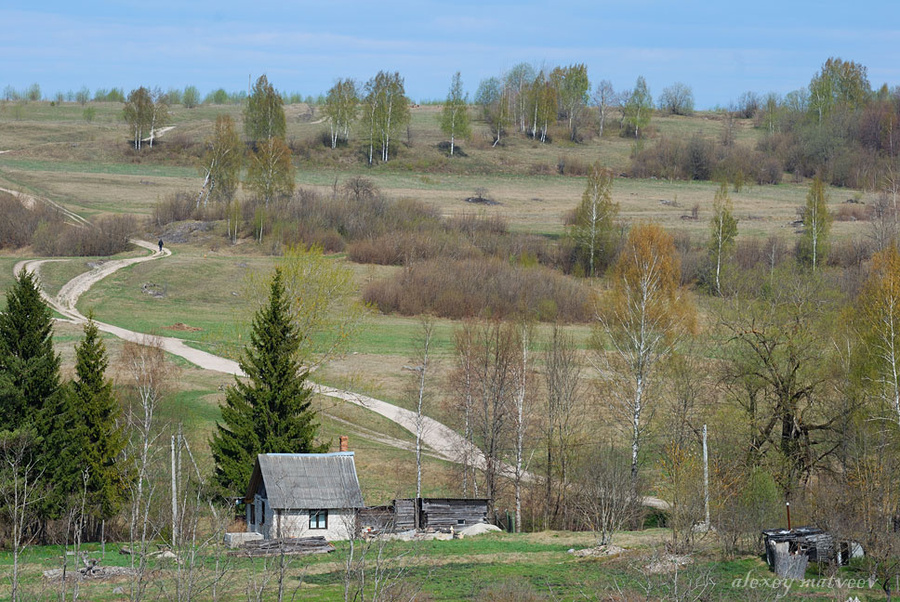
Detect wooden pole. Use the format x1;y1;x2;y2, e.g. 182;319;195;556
171;434;178;544
702;424;710;528
786;502;792;531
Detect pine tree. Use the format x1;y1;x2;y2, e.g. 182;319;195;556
69;315;128;535
210;269;326;497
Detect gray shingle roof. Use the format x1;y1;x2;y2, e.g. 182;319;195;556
246;452;365;509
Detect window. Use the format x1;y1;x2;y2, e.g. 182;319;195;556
260;500;265;525
309;509;328;530
250;503;256;525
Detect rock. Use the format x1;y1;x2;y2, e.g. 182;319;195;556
456;523;502;538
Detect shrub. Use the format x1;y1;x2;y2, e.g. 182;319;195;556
363;257;592;322
33;215;136;256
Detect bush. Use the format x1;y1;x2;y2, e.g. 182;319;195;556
0;193;65;248
33;215;136;256
363;257;592;322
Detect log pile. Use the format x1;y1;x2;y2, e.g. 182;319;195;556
230;536;335;557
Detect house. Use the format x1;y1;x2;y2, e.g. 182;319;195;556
244;452;365;541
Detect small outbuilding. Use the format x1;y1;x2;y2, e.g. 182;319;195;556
244;452;365;541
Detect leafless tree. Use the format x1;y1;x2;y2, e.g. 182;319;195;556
572;445;641;547
0;429;43;602
592;80;619;138
543;323;583;529
120;335;175;602
404;315;435;499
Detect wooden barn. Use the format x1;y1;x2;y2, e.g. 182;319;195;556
244;452;365;541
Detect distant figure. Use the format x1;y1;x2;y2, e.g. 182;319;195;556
158;239;164;253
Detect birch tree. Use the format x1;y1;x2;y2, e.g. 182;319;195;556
597;223;694;486
592;79;618;138
198;114;243;207
511;320;533;533
622;76;653;140
245;137;294;208
440;72;470;156
475;77;509;147
856;244;900;424
550;63;589;141
526;72;556;143
404;316;435;499
123;87;153;151
244;75;286;142
708;182;738;296
323;78;359;149
361;71;409;163
571;162;619;277
799;176;832;271
504;63;536;133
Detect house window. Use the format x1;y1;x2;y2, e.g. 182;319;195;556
309;510;328;529
260;500;265;525
250;503;256;525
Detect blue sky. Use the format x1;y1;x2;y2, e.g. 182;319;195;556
2;1;897;108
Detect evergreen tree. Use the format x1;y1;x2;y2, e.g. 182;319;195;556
0;271;60;429
0;271;73;530
69;315;128;536
210;269;326;497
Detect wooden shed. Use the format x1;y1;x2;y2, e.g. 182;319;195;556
360;498;489;532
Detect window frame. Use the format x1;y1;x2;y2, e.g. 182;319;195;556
309;509;328;530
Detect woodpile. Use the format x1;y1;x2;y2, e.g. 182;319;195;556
230;536;335;557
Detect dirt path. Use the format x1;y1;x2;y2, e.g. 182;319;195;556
7;183;670;508
16;240;670;509
14;240;482;466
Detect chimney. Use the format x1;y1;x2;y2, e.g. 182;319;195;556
339;435;349;452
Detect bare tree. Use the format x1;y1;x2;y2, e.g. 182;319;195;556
592;80;619;138
451;321;480;497
404;315;435;499
120;335;174;602
573;445;640;546
0;428;43;602
543;323;583;529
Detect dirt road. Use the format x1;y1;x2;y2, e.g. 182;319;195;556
15;234;669;510
15;241;480;466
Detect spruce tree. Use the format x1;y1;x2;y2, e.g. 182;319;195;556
211;269;325;497
0;271;72;529
69;315;128;536
0;270;60;429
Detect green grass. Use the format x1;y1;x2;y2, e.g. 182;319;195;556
0;531;876;601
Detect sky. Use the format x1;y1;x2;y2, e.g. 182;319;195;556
2;0;898;109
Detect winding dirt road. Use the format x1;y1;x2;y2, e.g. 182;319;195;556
15;241;482;468
13;223;669;510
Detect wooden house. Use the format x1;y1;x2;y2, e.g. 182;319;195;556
244;452;365;541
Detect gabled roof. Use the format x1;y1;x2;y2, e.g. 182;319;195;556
244;452;365;509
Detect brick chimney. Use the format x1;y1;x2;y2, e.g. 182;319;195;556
339;435;349;452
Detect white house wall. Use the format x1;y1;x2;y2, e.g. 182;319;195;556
276;508;356;541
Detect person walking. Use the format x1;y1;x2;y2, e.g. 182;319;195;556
158;238;164;253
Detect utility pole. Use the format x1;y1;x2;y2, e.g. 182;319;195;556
171;433;178;545
702;424;710;528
